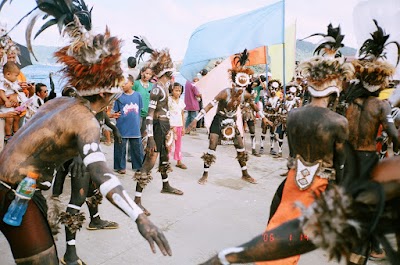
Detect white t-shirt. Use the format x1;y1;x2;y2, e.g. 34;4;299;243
168;96;186;127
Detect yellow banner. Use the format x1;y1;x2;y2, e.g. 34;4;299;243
269;23;296;84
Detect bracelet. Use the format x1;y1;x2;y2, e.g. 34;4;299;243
195;109;206;121
217;247;244;265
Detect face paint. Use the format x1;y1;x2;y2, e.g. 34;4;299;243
235;72;250;87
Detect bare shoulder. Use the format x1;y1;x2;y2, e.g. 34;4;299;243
215;88;228;100
36;97;99;129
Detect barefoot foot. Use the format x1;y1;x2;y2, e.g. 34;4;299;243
198;174;208;185
242;174;257;184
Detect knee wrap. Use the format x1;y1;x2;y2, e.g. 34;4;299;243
236;152;249;164
134;171;153;188
201;153;216;167
59;211;86;234
158;162;172;174
86;190;103;207
46;196;63;238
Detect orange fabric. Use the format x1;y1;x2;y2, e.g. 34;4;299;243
230;46;267;67
257;169;328;265
17;72;29;97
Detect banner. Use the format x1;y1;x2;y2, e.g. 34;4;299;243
269;22;296;84
180;1;284;81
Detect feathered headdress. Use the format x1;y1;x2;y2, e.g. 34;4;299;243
352;20;399;93
22;0;124;96
286;81;301;94
268;79;282;91
303;23;345;58
133;35;175;78
230;49;253;88
298;24;354;98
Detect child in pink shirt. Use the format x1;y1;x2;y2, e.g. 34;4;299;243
168;83;187;169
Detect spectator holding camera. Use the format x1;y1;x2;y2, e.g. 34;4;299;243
25;83;48;123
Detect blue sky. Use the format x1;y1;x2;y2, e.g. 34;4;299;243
0;0;399;63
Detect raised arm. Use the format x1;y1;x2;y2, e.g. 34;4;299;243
76;120;171;256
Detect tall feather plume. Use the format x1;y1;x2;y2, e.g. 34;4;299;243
5;0;124;95
22;0;93;60
359;19;400;66
0;0;12;13
132;35;154;62
302;23;345;58
296;185;366;262
133;35;174;78
233;49;250;67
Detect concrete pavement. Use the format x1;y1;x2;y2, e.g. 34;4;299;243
0;123;388;264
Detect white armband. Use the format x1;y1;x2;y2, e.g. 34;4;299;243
195;109;206;121
218;247;244;265
149;100;157;109
146;123;154;137
387;114;394;123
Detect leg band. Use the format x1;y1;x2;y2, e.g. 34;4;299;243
59;211;86;234
201;153;216;167
134;171;153;188
236;152;249;164
86;190;103;207
158;162;172;174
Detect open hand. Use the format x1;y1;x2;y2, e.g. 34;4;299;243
114;131;122;144
146;137;157;153
186;119;197;134
69;156;86;178
262;117;273;127
136;214;172;256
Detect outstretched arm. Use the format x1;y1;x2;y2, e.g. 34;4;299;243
77;121;171;256
200;219;316;264
104;112;122;144
186;89;226;131
247;93;273;127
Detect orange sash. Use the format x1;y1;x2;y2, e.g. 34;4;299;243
256;168;328;265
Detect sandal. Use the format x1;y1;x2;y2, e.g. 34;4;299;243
60;257;87;265
176;163;187;169
86;220;119;230
161;187;184;195
115;169;126;174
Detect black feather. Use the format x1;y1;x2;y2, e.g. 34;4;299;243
302;23;345;56
22;0;91;41
359;19;400;65
132;35;154;62
0;0;11;12
233;49;250;67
